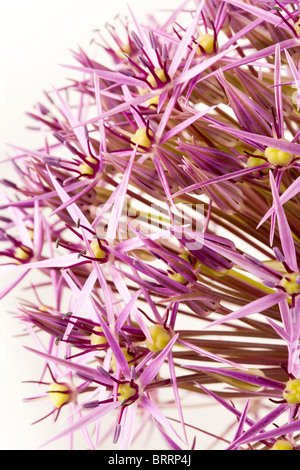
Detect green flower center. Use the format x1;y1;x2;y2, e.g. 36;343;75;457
283;378;300;405
48;382;70;408
117;383;137;404
145;324;171;352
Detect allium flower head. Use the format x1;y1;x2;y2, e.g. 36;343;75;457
3;0;300;451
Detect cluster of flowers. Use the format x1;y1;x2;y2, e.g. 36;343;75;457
2;0;300;450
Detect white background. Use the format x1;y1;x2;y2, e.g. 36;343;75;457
0;0;229;450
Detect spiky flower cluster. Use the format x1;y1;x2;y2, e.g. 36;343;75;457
3;0;300;450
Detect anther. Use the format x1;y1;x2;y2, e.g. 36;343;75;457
79;156;99;177
111;348;134;372
83;125;89;140
130;365;136;381
76;371;94;382
246;149;266;168
89;239;107;260
53;132;66;144
117;383;137;404
38;103;50;115
97;365;113;380
0;179;18;190
120;68;136;77
64;141;80;156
